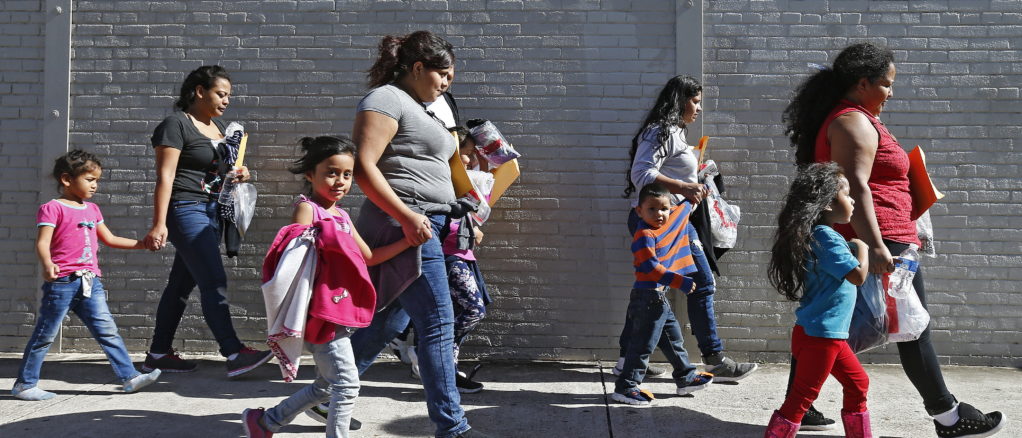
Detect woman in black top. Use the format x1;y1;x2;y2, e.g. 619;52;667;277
141;66;271;377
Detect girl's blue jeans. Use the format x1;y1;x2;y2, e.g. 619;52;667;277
621;209;722;358
350;214;470;438
15;275;139;390
265;327;359;438
150;200;243;357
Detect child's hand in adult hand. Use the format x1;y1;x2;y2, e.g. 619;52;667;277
43;263;59;281
144;225;168;251
400;212;432;246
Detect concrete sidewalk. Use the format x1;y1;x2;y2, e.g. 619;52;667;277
0;354;1018;437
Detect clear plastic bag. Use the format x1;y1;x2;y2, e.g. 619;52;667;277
232;182;257;237
847;273;889;353
698;160;740;248
465;170;495;224
916;210;936;257
886;281;930;343
466;118;521;166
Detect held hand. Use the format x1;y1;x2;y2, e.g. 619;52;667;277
474;226;484;246
144;225;168;251
235;166;250;182
43;263;59;282
679;182;707;204
400;212;432;247
867;244;895;274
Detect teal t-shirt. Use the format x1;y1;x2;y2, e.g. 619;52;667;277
794;225;861;339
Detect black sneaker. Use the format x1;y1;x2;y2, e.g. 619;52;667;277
456;372;483;394
142;349;197;373
226;347;273;378
934;403;1006;438
801;405;837;431
303;403;362;430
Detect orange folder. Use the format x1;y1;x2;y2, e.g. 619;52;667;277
907;145;944;220
695;135;709;164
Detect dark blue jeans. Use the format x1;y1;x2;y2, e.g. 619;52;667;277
620;209;722;358
350;214;469;438
150;200;243;357
615;288;698;392
16;276;139;390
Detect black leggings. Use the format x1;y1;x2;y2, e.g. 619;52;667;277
786;240;957;415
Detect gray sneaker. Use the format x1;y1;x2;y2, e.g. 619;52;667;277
612;357;668;378
704;355;757;382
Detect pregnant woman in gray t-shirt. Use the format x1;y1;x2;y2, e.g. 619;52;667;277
348;31;487;438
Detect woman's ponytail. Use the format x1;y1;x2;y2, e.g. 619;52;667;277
783;42;894;165
366;31;454;89
367;36;404;89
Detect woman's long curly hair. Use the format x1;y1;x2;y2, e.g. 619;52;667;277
622;75;702;198
367;30;454;89
768;162;845;301
782;42;894;165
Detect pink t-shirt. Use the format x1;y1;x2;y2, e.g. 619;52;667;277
37;200;104;277
441;219;475;261
297;195;352;235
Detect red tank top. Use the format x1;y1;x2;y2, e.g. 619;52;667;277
814;100;919;246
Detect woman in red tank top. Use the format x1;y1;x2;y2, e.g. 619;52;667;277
771;43;1006;438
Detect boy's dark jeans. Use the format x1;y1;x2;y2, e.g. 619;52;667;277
615;288;697;393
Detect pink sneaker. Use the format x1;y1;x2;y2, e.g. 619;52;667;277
242;408;273;438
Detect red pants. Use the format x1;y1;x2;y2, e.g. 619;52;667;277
779;325;869;423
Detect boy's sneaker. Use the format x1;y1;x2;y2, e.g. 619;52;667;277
388;337;413;364
704;354;758;382
142;349;197;373
227;347;274;378
801;405;837;431
123;369;162;393
611;357;668;377
242;408;273;438
456;371;484;394
611;387;655;406
676;372;713;395
303;403;362;430
934;403;1005;438
408;347;421;380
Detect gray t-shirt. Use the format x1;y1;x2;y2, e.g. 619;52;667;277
357;85;456;204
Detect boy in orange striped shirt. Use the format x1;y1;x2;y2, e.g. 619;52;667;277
612;183;714;406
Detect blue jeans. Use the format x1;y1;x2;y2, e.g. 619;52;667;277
15;276;139;390
620;209;722;357
265;327;359;438
615;288;698;392
150;200;243;357
350;214;469;438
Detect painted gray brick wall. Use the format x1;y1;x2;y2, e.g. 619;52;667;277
0;0;47;348
1;0;1018;367
703;0;1021;366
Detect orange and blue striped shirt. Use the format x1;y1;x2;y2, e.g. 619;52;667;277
632;202;697;291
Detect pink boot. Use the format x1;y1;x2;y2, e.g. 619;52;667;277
764;410;799;438
841;410;873;438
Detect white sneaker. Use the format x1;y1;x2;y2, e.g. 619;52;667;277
388;337;413;365
408;347;421;380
